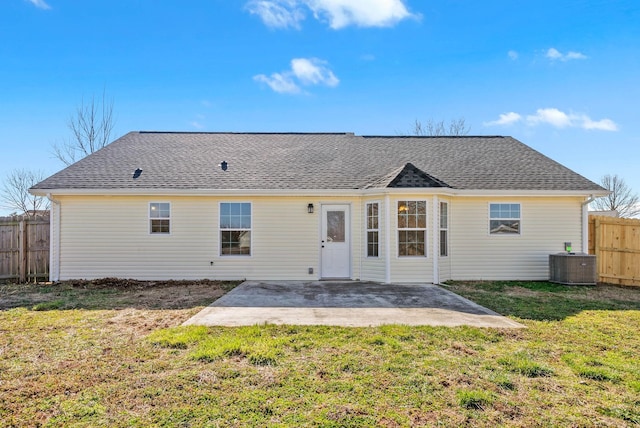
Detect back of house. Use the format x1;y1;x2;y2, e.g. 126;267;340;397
30;132;606;283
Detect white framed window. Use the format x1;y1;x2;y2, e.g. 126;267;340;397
220;202;252;256
489;203;521;235
440;202;448;257
397;200;427;257
366;202;379;257
149;202;170;234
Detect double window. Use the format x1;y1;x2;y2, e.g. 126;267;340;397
149;202;170;234
366;202;379;257
398;200;427;256
489;203;521;235
220;203;252;255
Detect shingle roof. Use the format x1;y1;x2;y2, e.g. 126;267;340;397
32;132;604;192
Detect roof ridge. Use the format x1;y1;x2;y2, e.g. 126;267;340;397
137;131;355;136
361;135;506;139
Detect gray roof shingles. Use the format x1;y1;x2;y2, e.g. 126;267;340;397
32;132;604;192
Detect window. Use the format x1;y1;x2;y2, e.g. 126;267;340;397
366;202;379;257
440;202;448;257
220;202;251;255
397;200;426;256
149;202;170;234
489;203;521;235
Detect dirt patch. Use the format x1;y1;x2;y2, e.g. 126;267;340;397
106;308;202;337
0;279;240;311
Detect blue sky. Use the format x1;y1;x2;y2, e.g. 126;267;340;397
1;0;639;214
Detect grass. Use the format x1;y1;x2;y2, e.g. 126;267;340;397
443;280;640;320
1;280;639;426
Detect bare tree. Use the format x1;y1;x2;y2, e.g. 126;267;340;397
412;118;470;136
52;90;115;166
1;169;50;216
591;174;640;218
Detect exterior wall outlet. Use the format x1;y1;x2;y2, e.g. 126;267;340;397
308;267;314;274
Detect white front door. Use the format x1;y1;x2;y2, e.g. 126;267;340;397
321;204;351;278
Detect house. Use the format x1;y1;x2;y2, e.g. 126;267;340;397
30;132;607;283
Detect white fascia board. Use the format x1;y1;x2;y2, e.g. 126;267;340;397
31;187;608;198
446;189;609;198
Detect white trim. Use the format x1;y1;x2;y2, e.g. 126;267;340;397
432;195;439;283
581;196;594;253
384;194;391;284
31;187;608;198
47;196;61;282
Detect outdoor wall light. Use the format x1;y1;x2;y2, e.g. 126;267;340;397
307;203;314;213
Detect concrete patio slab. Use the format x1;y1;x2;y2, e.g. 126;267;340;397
183;281;525;328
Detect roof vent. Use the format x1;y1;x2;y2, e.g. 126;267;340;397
132;168;143;179
219;161;228;171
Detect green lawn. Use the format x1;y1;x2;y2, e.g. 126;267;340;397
1;280;639;427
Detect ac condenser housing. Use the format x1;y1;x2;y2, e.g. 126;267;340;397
549;253;597;285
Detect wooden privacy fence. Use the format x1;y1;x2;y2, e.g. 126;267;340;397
589;215;640;287
0;215;50;282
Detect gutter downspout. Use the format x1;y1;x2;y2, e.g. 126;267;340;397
46;193;61;282
581;195;596;254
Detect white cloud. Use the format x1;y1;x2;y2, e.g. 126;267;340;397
485;108;618;132
565;51;587;60
254;57;339;94
253;73;301;94
26;0;51;9
245;0;418;29
580;116;618;131
483;112;522;126
308;0;417;29
291;58;339;86
527;108;572;128
245;0;305;29
508;50;518;60
546;47;588;61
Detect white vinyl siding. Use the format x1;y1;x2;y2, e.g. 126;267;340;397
450;197;583;280
55;195;361;281
52;193;583;283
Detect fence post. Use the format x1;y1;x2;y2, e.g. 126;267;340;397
19;219;27;283
594;217;601;283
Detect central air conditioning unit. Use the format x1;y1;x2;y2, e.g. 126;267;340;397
549;253;597;285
